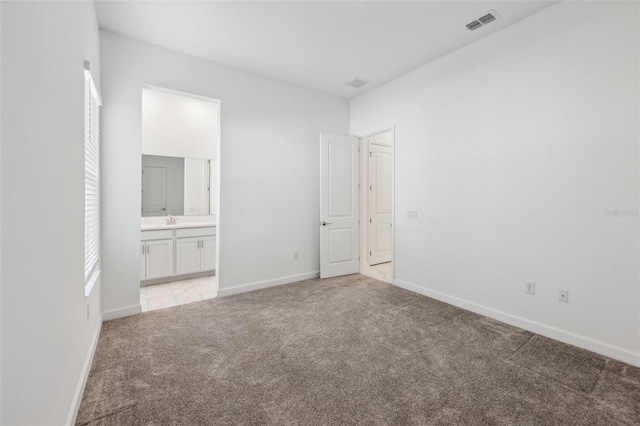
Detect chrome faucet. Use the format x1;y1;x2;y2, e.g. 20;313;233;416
165;215;178;225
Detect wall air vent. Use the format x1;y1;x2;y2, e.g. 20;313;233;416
466;10;499;31
346;78;368;89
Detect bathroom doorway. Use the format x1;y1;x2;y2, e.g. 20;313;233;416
138;86;221;311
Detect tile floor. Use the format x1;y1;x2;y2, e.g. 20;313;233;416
361;261;392;283
141;275;217;312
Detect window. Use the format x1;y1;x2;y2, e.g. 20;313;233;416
84;61;102;295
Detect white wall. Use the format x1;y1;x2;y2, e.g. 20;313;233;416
101;32;349;315
1;1;103;424
142;87;219;160
351;1;640;366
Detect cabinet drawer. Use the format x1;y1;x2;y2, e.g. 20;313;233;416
141;229;174;241
176;226;216;238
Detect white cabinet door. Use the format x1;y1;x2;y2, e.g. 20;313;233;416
200;236;216;271
176;237;201;275
146;239;174;279
140;243;147;280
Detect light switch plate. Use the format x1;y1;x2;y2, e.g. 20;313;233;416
407;210;418;219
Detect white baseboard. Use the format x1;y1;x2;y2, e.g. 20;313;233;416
66;321;102;426
102;304;142;321
218;271;319;297
394;279;640;367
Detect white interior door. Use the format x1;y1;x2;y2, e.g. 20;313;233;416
142;166;167;217
320;133;359;279
369;143;392;265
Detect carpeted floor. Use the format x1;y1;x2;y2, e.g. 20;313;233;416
77;275;640;425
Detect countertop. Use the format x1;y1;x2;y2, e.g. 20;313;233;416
141;222;216;231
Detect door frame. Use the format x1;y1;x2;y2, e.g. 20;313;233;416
140;84;222;293
359;126;396;283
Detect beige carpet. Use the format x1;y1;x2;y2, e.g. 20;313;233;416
77;274;640;425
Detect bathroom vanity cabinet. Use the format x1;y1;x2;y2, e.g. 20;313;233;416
140;226;216;282
140;232;174;280
175;227;216;275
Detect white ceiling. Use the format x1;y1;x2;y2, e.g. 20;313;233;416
95;1;557;99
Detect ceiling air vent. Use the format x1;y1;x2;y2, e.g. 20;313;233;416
466;20;483;31
346;78;368;89
466;11;499;31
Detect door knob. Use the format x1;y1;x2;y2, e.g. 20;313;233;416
321;221;332;226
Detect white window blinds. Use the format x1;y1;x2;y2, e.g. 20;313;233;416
84;63;102;284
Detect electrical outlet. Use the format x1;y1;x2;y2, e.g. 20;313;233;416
86;304;91;319
293;251;299;260
525;281;535;295
558;289;569;303
407;210;418;220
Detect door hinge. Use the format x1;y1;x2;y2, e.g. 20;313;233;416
370;251;372;256
358;220;360;225
370;185;372;190
370;218;372;223
370;152;372;157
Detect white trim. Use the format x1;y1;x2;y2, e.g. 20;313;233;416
66;321;102;426
390;125;396;282
102;304;142;321
394;278;640;367
214;100;221;298
218;271;319;297
142;84;220;106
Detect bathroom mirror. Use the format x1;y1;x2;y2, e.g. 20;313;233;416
141;154;211;217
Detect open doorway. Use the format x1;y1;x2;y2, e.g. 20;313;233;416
139;86;221;312
360;129;394;283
